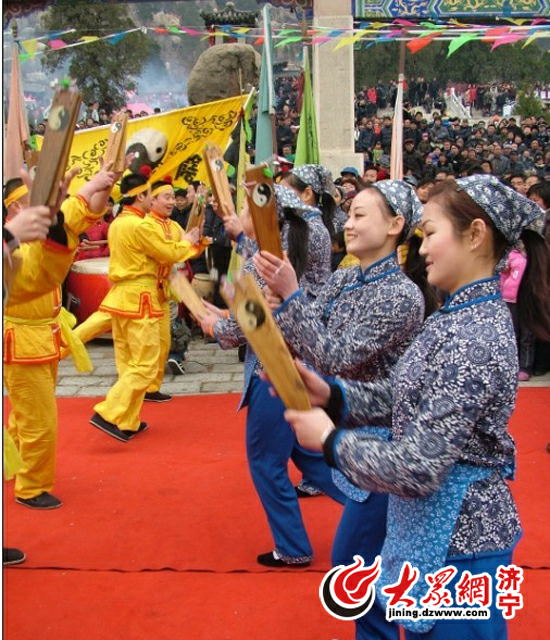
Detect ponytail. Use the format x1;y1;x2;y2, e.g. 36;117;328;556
319;192;336;240
517;230;550;340
284;172;335;239
281;206;309;281
401;233;440;318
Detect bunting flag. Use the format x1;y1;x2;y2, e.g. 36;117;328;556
522;31;548;47
35;95;247;194
333;28;370;51
447;32;479;57
255;3;276;164
48;38;67;49
482;26;511;41
4;43;30;181
407;33;439;54
294;47;320;166
491;33;527;49
5;19;550;65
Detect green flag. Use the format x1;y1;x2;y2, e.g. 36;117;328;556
294;48;320;166
255;4;275;163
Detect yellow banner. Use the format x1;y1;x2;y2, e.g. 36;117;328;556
38;95;246;195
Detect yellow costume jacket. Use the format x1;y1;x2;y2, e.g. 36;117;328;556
3;195;100;365
99;206;200;318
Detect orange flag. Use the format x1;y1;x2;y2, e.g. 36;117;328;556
406;33;439;54
4;44;30;181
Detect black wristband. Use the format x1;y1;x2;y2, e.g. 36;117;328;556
3;226;15;243
323;429;339;468
47;211;68;246
3;226;19;252
325;382;344;424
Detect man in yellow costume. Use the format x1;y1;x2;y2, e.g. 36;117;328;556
91;172;201;442
65;178;208;401
4;168;118;510
141;177;207;402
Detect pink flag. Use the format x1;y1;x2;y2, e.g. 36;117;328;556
4;44;29;181
310;36;331;45
48;38;67;49
491;34;525;50
482;27;510;41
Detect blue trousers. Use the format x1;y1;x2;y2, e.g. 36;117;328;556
246;376;345;560
332;494;396;640
354;548;513;640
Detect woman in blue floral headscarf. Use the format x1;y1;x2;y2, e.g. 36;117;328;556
255;179;435;635
199;184;345;569
285;174;549;639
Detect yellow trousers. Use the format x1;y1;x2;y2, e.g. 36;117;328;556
64;308;169;393
147;302;170;393
74;310;112;342
94;314;160;431
4;361;58;499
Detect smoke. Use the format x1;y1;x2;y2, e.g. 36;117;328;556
129;59;189;110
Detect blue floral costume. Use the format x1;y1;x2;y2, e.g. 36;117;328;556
328;277;522;638
213;185;344;563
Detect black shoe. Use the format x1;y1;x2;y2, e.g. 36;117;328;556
90;412;129;442
256;551;311;568
122;422;148;439
3;548;26;566
144;391;172;403
295;481;324;498
15;491;62;510
168;358;185;375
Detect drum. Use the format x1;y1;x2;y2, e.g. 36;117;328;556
191;272;215;303
66;257;111;324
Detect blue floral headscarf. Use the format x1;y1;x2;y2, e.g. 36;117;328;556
372;179;423;239
456;175;545;244
290;164;335;197
274;184;320;222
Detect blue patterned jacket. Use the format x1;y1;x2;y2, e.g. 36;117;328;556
274;252;424;426
332;277;522;555
213;210;331;408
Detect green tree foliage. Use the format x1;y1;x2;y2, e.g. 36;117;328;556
355;40;550;88
514;91;549;119
40;0;155;107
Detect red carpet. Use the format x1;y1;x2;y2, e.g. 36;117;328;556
4;389;549;639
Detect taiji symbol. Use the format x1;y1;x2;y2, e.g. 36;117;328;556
252;182;272;208
236;299;266;332
213;159;224;172
111;122;122;133
49;106;69;131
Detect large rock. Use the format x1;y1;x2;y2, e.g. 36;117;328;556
187;43;261;105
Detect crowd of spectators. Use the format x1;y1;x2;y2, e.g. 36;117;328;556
271;75;550;191
26;90;187;135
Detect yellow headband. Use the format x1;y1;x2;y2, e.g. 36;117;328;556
124;182;150;199
151;184;173;197
4;184;28;208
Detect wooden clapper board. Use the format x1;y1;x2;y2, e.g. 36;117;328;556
30;87;82;207
169;270;207;320
185;194;206;233
222;273;311;410
203;143;233;218
103;112;128;172
244;165;283;259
